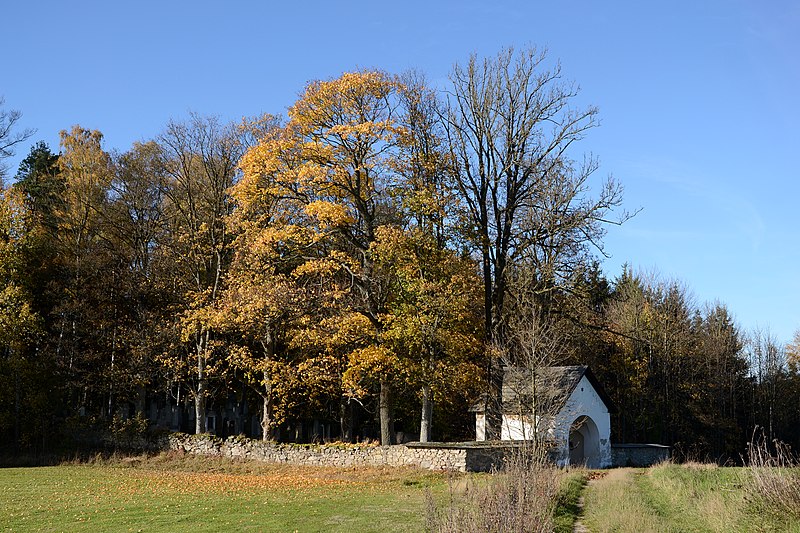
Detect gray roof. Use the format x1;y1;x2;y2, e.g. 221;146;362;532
470;365;616;415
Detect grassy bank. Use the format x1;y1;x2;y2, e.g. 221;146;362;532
580;463;800;532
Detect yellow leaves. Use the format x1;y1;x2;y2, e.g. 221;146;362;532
292;258;339;279
237;139;282;184
0;282;41;347
58;125;113;194
342;344;406;397
295;313;373;353
0;188;31;277
325;121;407;144
304;200;354;229
0;187;27;235
288;71;400;132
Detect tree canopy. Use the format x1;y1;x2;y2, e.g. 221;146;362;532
0;50;793;462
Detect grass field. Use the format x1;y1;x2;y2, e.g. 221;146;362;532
6;454;798;532
580;463;800;533
0;454;448;532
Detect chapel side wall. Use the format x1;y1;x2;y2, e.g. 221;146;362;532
501;415;536;441
475;413;486;441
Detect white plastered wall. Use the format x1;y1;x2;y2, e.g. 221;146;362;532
553;375;611;468
475;413;486;441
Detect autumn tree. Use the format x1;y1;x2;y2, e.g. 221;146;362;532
371;226;483;442
240;71;416;444
50;126;116;415
444;47;626;438
0;185;43;450
221;117;327;439
156;114;245;434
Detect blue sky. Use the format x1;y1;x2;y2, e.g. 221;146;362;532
4;1;799;344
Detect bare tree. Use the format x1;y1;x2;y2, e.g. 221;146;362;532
748;327;786;442
0;97;35;183
444;46;627;438
499;304;571;449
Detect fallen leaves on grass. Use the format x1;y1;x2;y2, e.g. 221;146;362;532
118;469;357;496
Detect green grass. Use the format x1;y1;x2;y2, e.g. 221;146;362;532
552;470;588;533
0;454;447;532
18;454;792;532
580;463;800;533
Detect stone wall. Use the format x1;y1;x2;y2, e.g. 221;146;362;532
611;443;670;467
164;434;520;472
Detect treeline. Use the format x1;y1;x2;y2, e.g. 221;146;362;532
1;48;798;461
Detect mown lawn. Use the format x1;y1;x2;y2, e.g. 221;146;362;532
0;454;447;532
580;463;800;533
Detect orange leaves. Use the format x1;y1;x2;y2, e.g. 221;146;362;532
230;69;485;430
239;70;410;228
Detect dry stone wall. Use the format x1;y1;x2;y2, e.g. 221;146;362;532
165;434;518;472
611;443;670;467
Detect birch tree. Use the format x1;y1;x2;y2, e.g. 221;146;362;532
156;115;244;434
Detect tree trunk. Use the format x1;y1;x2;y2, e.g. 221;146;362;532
195;367;207;434
13;363;20;452
194;393;206;434
482;248;503;441
260;394;272;441
419;383;433;443
379;380;392;445
195;336;208;434
340;398;354;443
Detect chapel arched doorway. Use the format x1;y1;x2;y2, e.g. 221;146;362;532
569;415;601;468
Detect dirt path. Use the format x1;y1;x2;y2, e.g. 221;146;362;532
572;469;621;533
572;490;590;533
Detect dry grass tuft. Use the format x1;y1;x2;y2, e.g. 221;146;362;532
425;450;562;533
746;435;800;521
682;461;718;471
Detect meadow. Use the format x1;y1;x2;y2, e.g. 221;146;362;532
3;453;800;532
0;454;446;532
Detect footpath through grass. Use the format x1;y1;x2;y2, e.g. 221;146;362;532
580;463;800;533
0;454;446;532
